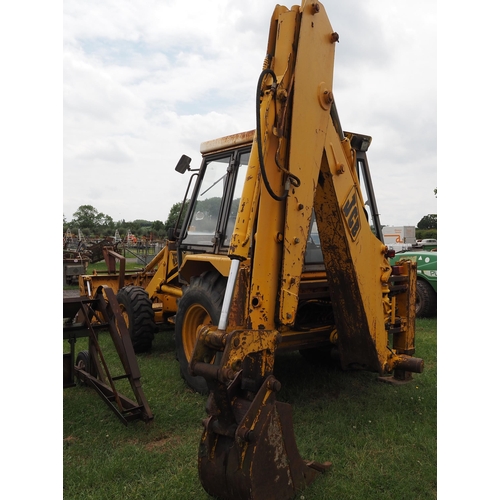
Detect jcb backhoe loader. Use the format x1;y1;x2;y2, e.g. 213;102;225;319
79;1;423;497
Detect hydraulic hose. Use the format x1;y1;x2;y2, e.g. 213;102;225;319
255;69;291;202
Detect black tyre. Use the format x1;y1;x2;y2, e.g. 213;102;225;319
416;279;437;318
116;285;156;353
75;350;93;385
175;271;226;394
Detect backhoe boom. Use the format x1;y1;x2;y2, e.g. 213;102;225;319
191;1;422;499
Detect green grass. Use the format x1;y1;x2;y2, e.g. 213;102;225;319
63;319;436;499
87;260;145;273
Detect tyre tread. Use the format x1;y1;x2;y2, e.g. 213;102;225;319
416;279;437;318
117;285;156;353
175;271;226;394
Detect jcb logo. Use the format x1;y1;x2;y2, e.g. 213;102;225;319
342;188;360;240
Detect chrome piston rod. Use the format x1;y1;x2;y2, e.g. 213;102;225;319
218;259;240;331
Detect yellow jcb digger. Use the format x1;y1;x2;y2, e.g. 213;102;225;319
79;1;423;498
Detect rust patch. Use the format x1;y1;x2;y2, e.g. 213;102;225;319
200;130;255;154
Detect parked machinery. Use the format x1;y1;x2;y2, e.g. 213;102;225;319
79;1;423;498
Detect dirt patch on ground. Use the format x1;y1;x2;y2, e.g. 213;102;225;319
144;435;183;452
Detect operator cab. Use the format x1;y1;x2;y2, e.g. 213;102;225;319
173;130;383;268
175;131;253;256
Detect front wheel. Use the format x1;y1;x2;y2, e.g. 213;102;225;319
175;271;226;394
116;285;156;353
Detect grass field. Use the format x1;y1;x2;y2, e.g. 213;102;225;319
63;319;437;499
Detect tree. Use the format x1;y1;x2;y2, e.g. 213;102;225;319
102;214;115;229
196;197;222;218
165;201;189;230
151;220;164;231
128;221;141;234
133;219;152;228
230;198;241;217
72;205;106;230
417;214;437;230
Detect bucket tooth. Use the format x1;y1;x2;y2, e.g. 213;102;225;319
198;375;330;500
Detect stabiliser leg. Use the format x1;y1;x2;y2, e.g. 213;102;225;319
197;371;331;500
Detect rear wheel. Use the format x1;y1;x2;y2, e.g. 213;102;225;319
175;271;226;394
416;280;437;318
116;285;156;353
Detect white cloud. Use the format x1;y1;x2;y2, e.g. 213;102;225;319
64;0;436;226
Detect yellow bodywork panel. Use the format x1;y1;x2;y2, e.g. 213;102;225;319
278;2;336;323
179;254;231;283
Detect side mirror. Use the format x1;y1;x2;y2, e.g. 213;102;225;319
175;154;192;174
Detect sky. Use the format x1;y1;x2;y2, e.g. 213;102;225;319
4;3;500;495
63;0;437;228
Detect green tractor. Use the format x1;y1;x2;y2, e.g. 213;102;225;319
391;250;437;318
